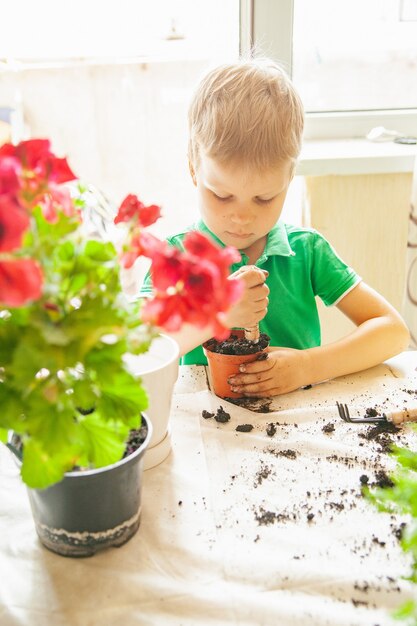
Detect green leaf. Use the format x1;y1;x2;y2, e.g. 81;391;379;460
66;272;88;296
84;240;117;262
55;240;75;262
77;413;128;468
10;331;60;389
26;404;79;456
96;371;148;421
20;439;72;489
392;598;416;619
395;447;417;472
0;323;22;366
401;525;417;554
87;339;128;366
33;205;79;242
0;384;25;430
72;379;98;413
0;428;9;443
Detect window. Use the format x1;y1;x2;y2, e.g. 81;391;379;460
293;0;417;112
0;0;239;63
245;0;417;138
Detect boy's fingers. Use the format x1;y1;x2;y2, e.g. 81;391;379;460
231;266;269;285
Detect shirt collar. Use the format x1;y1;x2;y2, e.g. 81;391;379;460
262;221;295;259
195;220;295;260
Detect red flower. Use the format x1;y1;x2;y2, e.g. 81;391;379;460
114;192;243;337
115;194;162;227
0;258;43;306
141;232;243;338
0;139;76;209
150;248;185;291
120;231;168;269
0;195;30;252
184;231;240;265
141;293;190;332
120;234;145;269
39;184;77;223
0;139;75;185
0;156;21;199
137;231;168;257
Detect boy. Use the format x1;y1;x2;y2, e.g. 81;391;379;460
141;58;409;397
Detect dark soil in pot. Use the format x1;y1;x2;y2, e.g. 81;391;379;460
204;332;270;355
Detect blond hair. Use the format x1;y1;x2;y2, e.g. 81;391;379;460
188;58;304;172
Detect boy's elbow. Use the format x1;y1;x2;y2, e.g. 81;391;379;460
391;315;411;352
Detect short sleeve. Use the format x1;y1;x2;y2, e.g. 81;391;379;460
139;269;153;298
311;231;361;306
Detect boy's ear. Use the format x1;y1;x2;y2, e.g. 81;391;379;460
189;160;197;186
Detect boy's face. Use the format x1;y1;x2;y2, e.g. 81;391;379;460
192;155;293;261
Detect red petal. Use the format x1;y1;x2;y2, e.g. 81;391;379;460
48;157;77;184
115;194;144;224
0;196;30;252
0;156;21;197
0;259;43;306
137;203;162;227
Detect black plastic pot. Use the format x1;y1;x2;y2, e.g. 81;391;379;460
10;415;152;557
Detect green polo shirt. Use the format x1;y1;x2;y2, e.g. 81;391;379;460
140;220;360;365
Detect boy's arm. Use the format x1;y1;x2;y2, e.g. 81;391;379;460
307;281;410;382
166;323;217;357
227;281;410;397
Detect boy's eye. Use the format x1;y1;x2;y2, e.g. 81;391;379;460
213;192;232;202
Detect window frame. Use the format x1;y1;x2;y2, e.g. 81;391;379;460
240;0;417;139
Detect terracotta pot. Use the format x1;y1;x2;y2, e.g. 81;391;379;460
203;329;266;399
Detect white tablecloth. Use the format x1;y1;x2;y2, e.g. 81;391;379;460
1;353;417;626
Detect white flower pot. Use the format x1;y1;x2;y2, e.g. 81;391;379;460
123;334;179;469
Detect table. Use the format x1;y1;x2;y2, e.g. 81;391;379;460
1;353;417;626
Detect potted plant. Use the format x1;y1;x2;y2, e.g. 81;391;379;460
203;326;270;398
0;138;242;556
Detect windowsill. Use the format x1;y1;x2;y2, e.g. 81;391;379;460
297;138;417;176
0;55;211;73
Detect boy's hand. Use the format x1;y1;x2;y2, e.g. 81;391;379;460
227;347;310;397
224;266;269;330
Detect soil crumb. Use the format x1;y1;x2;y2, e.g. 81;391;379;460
359;420;401;454
214;406;231;423
374;470;394;489
266;422;277;437
236;424;254;432
254;464;273;486
226;397;272;413
362;420;400;439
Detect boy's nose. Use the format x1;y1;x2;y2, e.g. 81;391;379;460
230;206;252;224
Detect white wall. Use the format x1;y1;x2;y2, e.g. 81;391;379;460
0;59;304;292
0;60;303;231
0;61;208;238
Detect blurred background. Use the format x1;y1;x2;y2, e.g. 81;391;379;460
1;0;416;342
